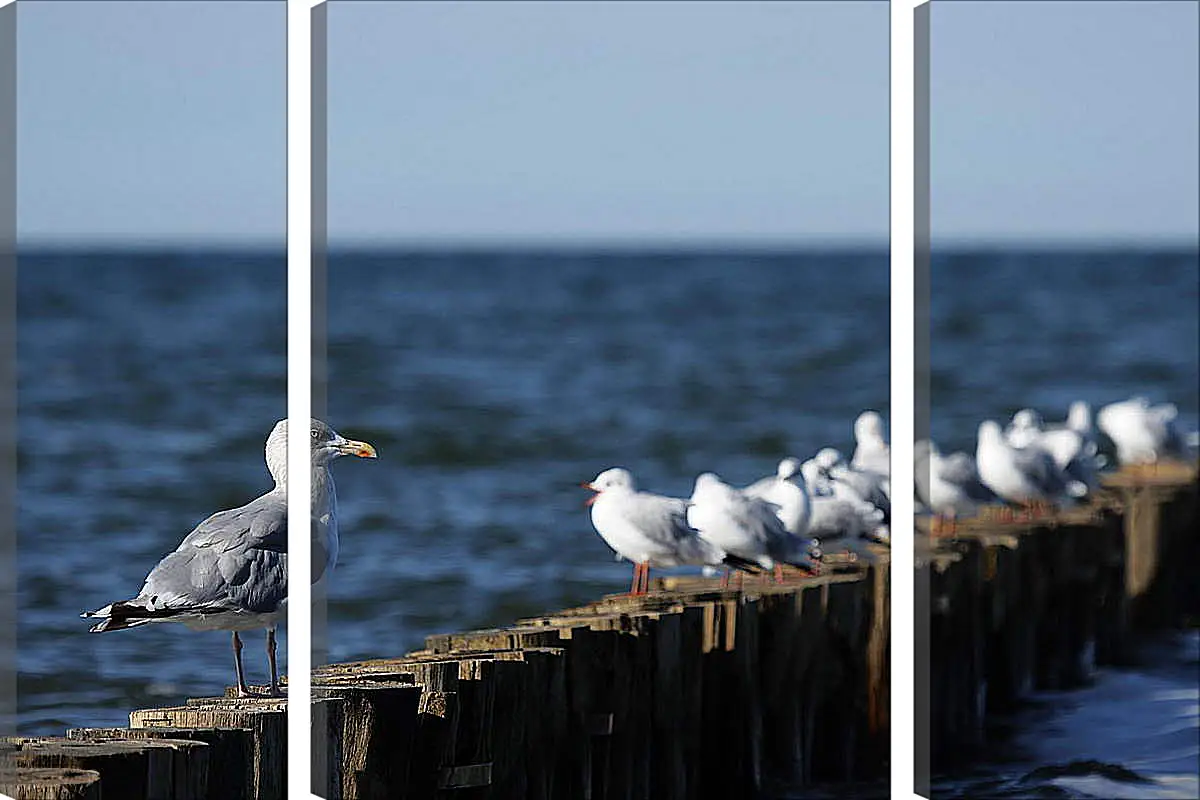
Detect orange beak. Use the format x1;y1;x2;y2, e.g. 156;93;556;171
581;481;599;507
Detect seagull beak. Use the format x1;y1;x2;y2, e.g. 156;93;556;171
338;438;378;459
581;481;599;506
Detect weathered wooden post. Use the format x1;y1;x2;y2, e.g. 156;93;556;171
0;767;103;799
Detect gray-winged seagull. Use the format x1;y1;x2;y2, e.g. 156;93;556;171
82;418;377;697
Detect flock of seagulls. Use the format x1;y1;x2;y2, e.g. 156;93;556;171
583;410;892;594
916;395;1197;530
79;411;893;694
76;396;1193;693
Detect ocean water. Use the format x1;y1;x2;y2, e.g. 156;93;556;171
15;249;889;734
930;248;1200;453
929;248;1200;798
16;251;287;734
14;246;1196;798
321;250;890;664
934;631;1200;800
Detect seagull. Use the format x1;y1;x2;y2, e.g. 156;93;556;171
1062;401;1103;463
687;472;819;581
851;410;890;477
743;457;812;536
800;459;888;543
1005;409;1045;450
1038;404;1104;490
82;419;377;697
976;420;1081;511
582;467;755;595
1097;397;1189;466
1006;403;1106;494
915;439;997;534
814;447;890;520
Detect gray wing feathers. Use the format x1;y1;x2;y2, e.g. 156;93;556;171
738;492;815;567
940;452;996;503
939;453;977;484
624;493;724;563
139;494;291;616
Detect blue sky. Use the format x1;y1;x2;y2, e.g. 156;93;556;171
17;1;285;246
14;1;1198;247
326;1;889;247
931;1;1199;246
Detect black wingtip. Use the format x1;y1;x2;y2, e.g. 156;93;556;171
722;553;764;573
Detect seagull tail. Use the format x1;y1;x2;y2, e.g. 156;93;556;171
81;600;171;632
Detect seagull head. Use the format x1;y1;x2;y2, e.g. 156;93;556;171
312;420;378;465
777;457;801;480
582;467;634;506
265;418;378;482
977;420;1005;448
1011;408;1043;431
799;459;822;485
854;410;886;443
691;472;724;503
814;447;844;471
1067;401;1092;433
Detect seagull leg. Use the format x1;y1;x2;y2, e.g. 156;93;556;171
720;569;731;590
629;563;640;595
639;562;651;595
267;628;281;697
773;564;784;584
232;631;250;697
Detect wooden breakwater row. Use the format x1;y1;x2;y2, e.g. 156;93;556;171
5;462;1195;799
2;553;889;800
920;460;1200;771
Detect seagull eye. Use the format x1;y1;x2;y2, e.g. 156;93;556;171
310;429;319;440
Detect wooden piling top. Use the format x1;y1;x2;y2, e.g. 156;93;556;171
917;460;1198;572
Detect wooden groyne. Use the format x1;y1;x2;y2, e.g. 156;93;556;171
3;556;889;799
920;461;1200;771
4;462;1195;800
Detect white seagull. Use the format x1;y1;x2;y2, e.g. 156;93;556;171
582;467;755;595
800;459;888;543
851;410;891;477
976;420;1082;510
1097;397;1189;466
814;447;891;520
743;457;812;537
688;472;819;581
915;439;997;533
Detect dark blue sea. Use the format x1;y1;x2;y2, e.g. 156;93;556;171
13;247;1197;799
929;247;1199;799
322;250;889;662
16;249;889;735
17;251;287;733
931;249;1199;452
